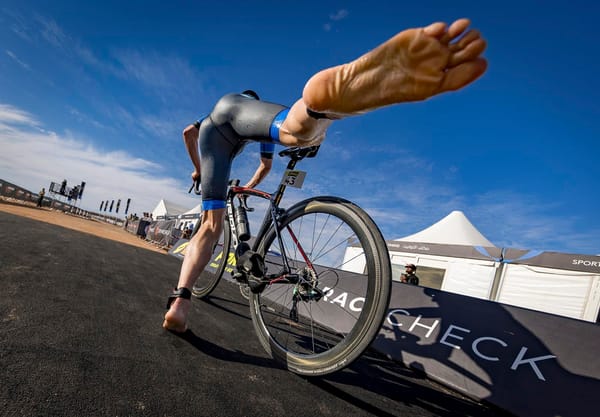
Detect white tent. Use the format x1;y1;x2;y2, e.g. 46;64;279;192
343;210;499;300
344;211;600;322
183;203;202;216
176;203;203;230
151;199;189;220
396;210;495;247
390;211;498;299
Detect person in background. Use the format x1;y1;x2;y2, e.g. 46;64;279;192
401;264;420;285
182;224;193;240
36;188;45;208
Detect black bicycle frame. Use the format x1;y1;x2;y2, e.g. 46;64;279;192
226;152;310;280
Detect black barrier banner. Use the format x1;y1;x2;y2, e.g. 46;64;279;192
168;238;189;260
375;285;599;417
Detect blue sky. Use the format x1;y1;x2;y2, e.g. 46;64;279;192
1;1;598;254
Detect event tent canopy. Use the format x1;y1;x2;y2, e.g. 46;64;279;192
151;199;189;219
396;210;496;247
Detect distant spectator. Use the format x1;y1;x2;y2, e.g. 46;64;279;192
36;188;45;207
401;264;420;285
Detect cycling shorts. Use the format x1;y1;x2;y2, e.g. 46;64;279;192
197;93;289;210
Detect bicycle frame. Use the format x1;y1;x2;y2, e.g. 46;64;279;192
226;146;319;282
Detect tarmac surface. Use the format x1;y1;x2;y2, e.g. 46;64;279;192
0;209;513;417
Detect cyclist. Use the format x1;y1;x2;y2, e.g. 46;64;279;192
164;18;487;332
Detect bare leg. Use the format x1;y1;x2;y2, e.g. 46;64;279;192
163;209;225;332
278;18;487;146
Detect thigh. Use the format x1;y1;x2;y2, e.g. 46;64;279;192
198;119;238;203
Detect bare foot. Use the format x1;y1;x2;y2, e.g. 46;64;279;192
163;297;190;333
302;18;487;117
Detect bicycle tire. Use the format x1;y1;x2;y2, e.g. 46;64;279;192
191;217;231;298
250;196;391;376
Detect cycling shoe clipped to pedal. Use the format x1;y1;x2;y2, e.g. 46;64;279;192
233;244;266;294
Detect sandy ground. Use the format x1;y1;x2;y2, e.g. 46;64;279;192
0;200;165;254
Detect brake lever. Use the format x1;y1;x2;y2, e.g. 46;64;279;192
239;194;254;212
188;179;201;195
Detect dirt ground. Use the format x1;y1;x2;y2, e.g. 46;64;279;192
0;200;166;254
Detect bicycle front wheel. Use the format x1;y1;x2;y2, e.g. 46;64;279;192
250;197;391;376
191;217;231;298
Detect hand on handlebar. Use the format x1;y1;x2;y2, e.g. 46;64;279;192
188;177;201;195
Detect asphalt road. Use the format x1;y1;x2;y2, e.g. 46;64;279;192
0;211;513;417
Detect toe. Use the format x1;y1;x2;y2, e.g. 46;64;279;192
440;18;471;44
440;58;488;92
448;38;487;67
423;22;448;38
163;319;187;333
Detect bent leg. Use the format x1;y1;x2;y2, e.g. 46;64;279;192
163;209;225;332
278;18;487;146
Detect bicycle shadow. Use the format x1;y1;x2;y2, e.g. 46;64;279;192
172;326;499;417
306;349;511;417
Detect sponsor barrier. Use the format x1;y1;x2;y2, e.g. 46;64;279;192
1;179;39;205
169;242;600;417
376;285;598;417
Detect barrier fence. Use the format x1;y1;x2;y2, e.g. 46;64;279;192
1;178;124;226
1;179;196;249
124;217;192;250
1;179;89;217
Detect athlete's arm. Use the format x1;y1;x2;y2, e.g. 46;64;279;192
183;123;201;180
244;155;272;189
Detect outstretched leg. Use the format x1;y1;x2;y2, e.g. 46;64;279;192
278;18;487;146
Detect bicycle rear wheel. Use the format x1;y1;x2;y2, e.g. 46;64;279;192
191;217;231;298
250;197;391;376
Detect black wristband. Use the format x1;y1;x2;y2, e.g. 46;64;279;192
193;121;201;129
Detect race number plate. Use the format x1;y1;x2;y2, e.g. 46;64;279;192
281;170;306;188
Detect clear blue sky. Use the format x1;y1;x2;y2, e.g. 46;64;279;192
1;1;598;254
